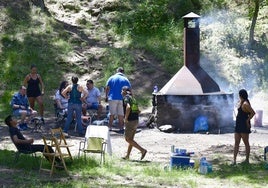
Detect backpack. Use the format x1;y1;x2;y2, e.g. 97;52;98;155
125;95;139;113
130;97;139;113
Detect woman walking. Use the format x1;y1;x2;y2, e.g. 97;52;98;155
121;86;147;160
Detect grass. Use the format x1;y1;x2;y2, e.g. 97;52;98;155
1;148;268;187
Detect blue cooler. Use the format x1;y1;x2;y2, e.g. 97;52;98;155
170;154;190;168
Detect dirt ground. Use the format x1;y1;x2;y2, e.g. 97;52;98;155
1;112;268;167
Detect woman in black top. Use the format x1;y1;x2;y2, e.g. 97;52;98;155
23;65;45;122
233;89;255;165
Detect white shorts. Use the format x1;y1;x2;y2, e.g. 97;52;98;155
108;100;124;116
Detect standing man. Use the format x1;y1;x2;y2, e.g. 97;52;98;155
10;86;37;130
105;67;131;133
82;79;103;120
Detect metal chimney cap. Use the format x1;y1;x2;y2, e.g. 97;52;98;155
182;12;200;19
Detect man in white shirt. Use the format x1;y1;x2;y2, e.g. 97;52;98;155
82;79;103;120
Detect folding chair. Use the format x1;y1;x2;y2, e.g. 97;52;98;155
39;136;68;176
50;127;73;160
78;137;107;165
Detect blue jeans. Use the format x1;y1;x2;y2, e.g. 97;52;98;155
64;103;83;134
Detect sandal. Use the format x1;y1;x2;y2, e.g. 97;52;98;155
122;156;129;160
141;150;147;160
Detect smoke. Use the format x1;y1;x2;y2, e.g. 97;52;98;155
197;10;267;123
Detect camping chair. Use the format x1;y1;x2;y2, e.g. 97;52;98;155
10;137;37;161
54;101;67;127
87;109;98;124
30;117;44;132
50;127;73;160
14;147;36;162
39;136;68;176
78;136;107;165
264;146;268;161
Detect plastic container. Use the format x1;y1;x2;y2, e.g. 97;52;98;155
254;110;263;127
199;157;212;174
170;154;190;168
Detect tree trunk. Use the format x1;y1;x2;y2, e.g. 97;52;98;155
249;0;260;47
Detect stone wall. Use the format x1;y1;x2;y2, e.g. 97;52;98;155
156;94;234;133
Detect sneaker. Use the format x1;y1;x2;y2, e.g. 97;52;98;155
78;133;84;137
74;132;84;137
41;117;45;124
62;132;69;138
22;123;28;130
117;129;124;134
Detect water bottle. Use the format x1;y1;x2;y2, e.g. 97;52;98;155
199;157;207;174
171;145;175;153
153;85;158;93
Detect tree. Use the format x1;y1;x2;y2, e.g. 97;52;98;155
248;0;260;47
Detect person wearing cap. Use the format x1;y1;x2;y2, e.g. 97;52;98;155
105;67;131;133
10;86;37;130
121;86;147;160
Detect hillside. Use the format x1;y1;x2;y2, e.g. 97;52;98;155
0;0;268;118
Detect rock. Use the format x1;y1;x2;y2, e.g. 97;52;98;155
158;124;176;133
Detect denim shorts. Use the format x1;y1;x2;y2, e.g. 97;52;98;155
13;109;32;116
86;102;99;110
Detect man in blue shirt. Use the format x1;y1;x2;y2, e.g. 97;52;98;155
105;67;131;133
82;79;103;120
10;86;37;130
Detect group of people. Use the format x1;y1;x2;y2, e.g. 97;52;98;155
55;67;146;159
7;64;255;164
7;64;54;160
7;66;147;161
